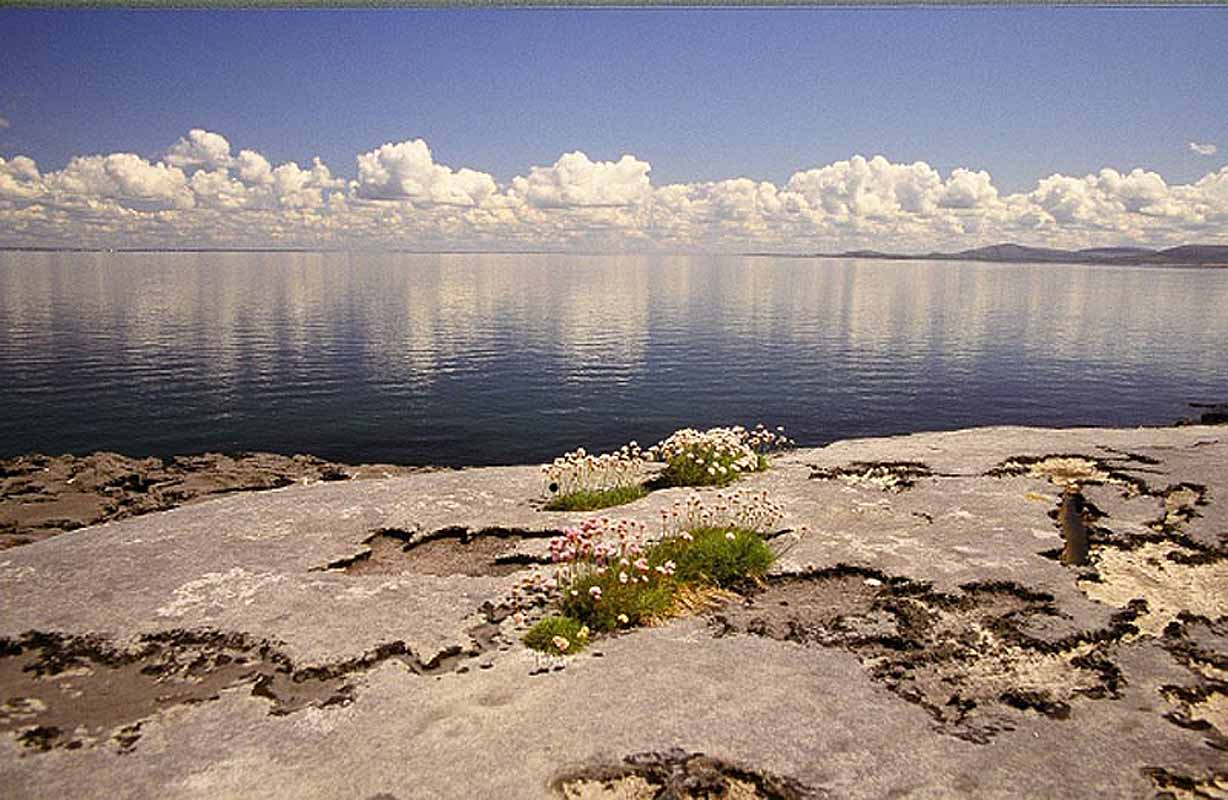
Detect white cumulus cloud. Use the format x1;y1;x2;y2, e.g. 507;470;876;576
165;129;233;171
0;155;43;200
1189;141;1218;156
355;139;496;206
44;153;195;210
235;149;273;186
3;128;1228;253
509;151;651;208
785;155;945;218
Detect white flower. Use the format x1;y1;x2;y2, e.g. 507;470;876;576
725;532;736;541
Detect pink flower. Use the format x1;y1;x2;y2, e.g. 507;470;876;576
589;586;603;599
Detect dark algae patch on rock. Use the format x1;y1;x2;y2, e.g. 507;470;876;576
553;748;820;800
0;451;433;549
0;626;496;754
710;567;1132;743
1144;766;1228;800
808;461;934;492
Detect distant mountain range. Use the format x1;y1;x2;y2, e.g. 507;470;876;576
782;243;1228;267
3;243;1227;266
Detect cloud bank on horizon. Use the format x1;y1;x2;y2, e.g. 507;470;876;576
2;129;1227;253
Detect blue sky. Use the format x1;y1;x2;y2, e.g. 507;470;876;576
3;8;1225;190
0;8;1226;252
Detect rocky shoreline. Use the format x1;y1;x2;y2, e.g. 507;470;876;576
0;451;436;550
0;425;1225;798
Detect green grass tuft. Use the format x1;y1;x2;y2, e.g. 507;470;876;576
558;570;677;633
648;526;774;589
544;484;648;512
523;615;590;655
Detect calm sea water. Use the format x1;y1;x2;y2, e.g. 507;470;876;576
1;251;1226;466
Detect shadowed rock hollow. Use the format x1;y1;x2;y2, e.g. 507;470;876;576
0;451;433;549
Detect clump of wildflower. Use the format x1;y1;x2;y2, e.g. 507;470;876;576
648;491;783;589
658;490;785;538
541;443;650;496
541;443;653;511
535;516;676;632
520;490;793;655
646;425;794;488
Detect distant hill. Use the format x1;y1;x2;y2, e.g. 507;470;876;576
762;243;1228;267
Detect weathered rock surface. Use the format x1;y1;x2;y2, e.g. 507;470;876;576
0;451;434;550
1;425;1225;799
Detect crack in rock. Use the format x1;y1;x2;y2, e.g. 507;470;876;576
1156;483;1211;530
1040;482;1217;558
319;526;560;577
1160;682;1228;743
1144;766;1228;799
1066;479;1224;637
986;453;1162;494
1163;615;1228;682
1077;542;1228;637
1150;615;1228;749
708;566;1136;743
553;748;821;799
808;462;934;492
0;626;493;754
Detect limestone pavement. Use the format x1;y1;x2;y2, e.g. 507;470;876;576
1;425;1225;798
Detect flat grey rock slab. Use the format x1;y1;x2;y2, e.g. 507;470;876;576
1;425;1226;798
